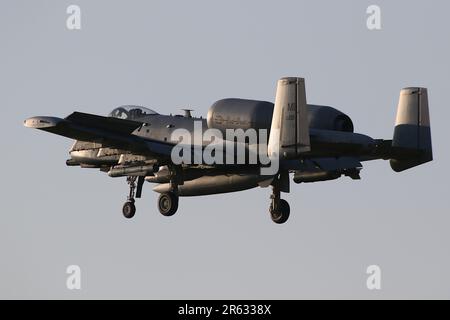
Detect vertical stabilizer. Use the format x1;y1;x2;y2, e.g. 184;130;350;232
268;77;310;160
390;87;432;172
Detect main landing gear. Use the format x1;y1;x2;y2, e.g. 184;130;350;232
122;176;144;219
121;168;180;219
122;200;136;219
269;181;290;224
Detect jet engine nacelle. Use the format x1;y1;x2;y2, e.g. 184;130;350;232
207;99;354;134
207;98;274;136
307;105;354;133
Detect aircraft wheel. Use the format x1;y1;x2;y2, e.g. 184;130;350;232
122;200;136;219
270;199;290;224
158;192;179;216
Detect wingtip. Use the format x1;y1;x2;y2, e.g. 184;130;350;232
24;116;63;129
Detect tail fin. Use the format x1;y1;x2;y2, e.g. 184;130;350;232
390;87;433;172
268;77;310;160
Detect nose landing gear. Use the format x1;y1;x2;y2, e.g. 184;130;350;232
158;192;179;216
158;170;180;216
120;165;181;219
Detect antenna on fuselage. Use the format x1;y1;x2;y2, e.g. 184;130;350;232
182;109;193;118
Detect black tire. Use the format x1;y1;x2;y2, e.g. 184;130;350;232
270;199;290;224
122;201;136;219
158;192;179;216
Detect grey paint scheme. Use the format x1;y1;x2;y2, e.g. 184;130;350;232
390;88;432;172
24;82;432;206
153;174;271;196
207;98;274;135
208;98;355;136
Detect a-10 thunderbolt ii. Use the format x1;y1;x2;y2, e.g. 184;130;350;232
24;77;432;224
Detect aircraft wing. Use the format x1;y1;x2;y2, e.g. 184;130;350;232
24;112;173;158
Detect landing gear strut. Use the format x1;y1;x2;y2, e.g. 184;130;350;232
269;182;290;224
122;176;144;219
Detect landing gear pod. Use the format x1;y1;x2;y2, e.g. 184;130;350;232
390;87;433;172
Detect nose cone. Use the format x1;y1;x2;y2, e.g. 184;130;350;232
24;116;63;129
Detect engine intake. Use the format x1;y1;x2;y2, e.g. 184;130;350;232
207;98;274;135
308;105;354;132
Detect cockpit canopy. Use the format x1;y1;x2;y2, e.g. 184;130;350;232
108;105;158;120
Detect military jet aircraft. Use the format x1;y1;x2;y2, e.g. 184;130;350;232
24;77;432;224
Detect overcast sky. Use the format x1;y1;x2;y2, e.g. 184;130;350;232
1;0;449;299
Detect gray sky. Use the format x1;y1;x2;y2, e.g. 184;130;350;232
1;0;449;299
